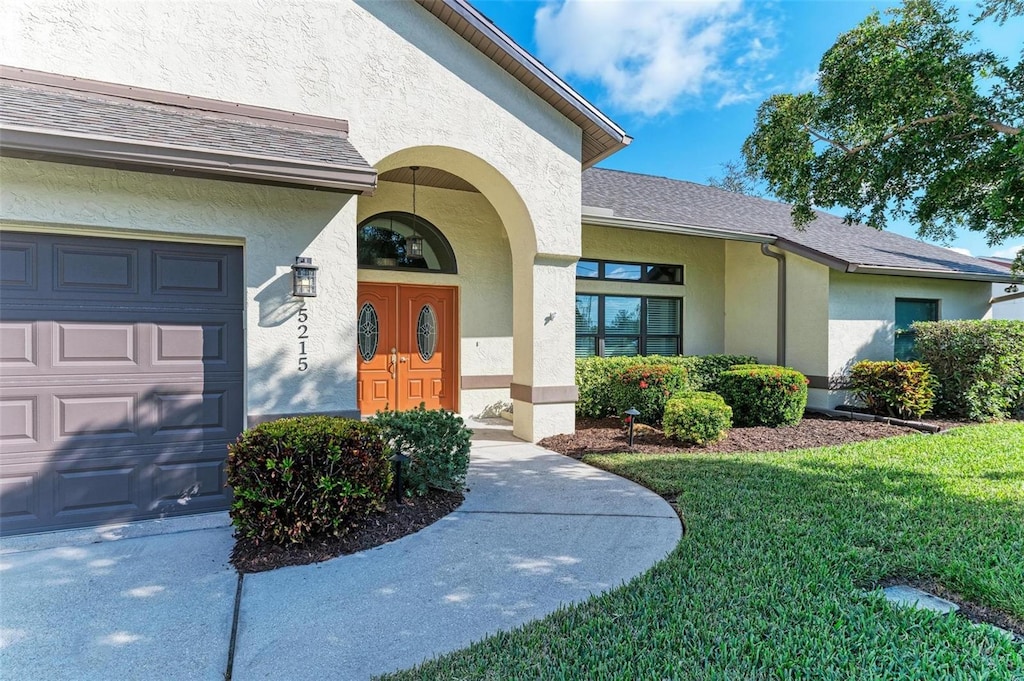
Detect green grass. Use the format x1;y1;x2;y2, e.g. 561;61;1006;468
382;424;1024;679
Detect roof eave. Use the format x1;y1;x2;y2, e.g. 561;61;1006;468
581;211;775;244
1;125;378;195
417;0;630;167
847;263;1020;284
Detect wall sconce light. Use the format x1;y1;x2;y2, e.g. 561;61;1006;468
405;236;424;258
291;256;318;297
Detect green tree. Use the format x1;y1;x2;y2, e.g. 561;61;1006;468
742;0;1023;268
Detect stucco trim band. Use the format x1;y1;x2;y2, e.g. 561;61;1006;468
0;127;378;194
461;374;513;389
247;410;362;427
510;383;579;405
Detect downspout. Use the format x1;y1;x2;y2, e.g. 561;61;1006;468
760;244;786;366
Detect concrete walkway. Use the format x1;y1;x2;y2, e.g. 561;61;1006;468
0;420;681;680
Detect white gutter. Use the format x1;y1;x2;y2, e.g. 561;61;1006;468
847;264;1021;284
581;212;775;244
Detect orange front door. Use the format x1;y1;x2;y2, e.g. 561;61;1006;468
357;283;457;415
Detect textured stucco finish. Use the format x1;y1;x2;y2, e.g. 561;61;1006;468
825;271;992;407
724;242;775;364
581;224;725;355
1;0;585;439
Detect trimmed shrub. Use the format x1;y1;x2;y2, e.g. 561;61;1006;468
913;320;1024;420
849;360;936;420
664;392;733;446
575;354;757;418
718;365;808;427
370;406;472;495
226;416;390;545
610;364;690;425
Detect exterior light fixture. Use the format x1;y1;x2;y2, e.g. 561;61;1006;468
624;407;640;447
406;165;424;259
291;256;318;297
1006;283;1020;294
389;451;410;500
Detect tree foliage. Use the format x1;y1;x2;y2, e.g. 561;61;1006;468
742;0;1023;267
707;160;767;197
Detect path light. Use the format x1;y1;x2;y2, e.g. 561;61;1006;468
389;451;411;500
624;408;640;448
291;256;318;297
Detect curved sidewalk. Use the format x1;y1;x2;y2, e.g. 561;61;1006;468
233;420;682;679
0;420;681;681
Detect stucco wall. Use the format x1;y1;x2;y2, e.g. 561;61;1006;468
724;242;776;364
357;181;514;417
1;157;359;419
580;224;725;355
826;271;992;407
1;0;587;439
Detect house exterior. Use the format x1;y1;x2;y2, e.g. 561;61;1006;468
0;0;1015;535
982;258;1024;320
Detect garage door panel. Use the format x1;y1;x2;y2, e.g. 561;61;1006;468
0;232;243;534
54;321;138;366
0;240;37;289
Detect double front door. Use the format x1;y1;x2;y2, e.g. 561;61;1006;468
356;283;457;415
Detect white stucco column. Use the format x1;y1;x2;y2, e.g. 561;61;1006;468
510;253;579;441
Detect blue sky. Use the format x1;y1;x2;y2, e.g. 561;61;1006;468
473;0;1023;261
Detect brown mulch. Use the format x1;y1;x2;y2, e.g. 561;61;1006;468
539;412;943;459
875;576;1023;638
230;489;464;574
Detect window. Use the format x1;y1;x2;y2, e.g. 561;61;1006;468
357;212;457;273
576;259;684;285
895;298;938;360
575;294;681;357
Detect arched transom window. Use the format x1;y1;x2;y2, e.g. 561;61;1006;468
357;212;457;273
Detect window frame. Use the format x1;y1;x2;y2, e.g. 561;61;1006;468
575;293;682;358
356;211;458;274
894;297;940;361
576;258;684;285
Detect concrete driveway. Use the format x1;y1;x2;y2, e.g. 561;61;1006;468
1;420;681;680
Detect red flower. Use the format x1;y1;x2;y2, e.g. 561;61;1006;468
639;381;649;389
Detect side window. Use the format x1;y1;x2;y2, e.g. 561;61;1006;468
894;298;938;360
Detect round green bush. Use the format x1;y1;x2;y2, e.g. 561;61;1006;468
610;363;690;425
226;416;391;545
370;405;472;495
663;393;732;445
718;365;808;427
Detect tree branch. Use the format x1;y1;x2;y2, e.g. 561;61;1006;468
803;112;1019;156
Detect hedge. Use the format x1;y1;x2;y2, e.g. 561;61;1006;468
718;364;808;427
663;392;733;446
913;320;1024;420
370;406;472;495
575;354;758;418
609;364;690;425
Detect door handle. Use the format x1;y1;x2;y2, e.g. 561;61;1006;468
399;356;408;363
389;348;397;378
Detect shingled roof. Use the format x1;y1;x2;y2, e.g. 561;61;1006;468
582;167;1014;282
0;66;377;194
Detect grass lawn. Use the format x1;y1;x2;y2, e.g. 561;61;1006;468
383;424;1024;679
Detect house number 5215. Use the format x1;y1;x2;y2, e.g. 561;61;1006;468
297;307;309;371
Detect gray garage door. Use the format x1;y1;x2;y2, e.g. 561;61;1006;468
0;233;244;535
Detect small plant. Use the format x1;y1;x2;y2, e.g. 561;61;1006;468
663;392;732;445
610;364;690;425
226;416;390;545
371;405;472;495
849;360;936;419
718;365;808;427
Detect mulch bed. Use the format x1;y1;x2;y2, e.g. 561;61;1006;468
230;489;463;574
539;412;961;459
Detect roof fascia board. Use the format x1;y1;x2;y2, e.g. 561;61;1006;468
581;212;775;244
1;65;349;135
1;126;377;194
420;0;630;166
848;263;1019;284
772;237;851;271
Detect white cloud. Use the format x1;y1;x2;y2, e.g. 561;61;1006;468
945;246;973;256
534;0;777;116
990;243;1024;259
